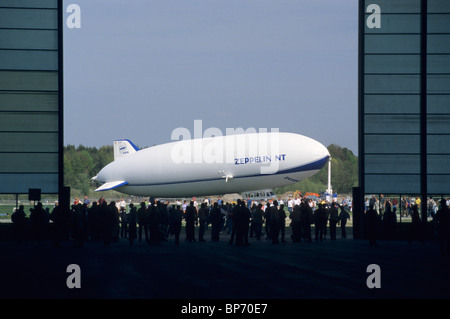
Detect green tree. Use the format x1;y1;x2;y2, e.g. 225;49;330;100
64;144;114;197
275;144;358;195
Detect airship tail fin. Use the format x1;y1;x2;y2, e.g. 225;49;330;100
113;139;140;161
95;181;128;192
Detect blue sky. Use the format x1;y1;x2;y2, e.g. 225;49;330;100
63;0;358;153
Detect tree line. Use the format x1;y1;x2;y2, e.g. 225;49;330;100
274;144;358;195
64;145;114;196
64;144;358;197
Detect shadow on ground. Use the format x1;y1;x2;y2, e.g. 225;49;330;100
1;227;449;300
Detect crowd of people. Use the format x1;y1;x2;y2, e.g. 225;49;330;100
9;194;450;255
9;195;354;248
364;194;450;219
363;195;450;253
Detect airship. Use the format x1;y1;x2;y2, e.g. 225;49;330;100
92;132;330;198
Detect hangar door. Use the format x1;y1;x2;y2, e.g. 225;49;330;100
0;0;63;194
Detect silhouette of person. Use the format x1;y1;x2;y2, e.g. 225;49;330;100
409;204;421;243
314;204;327;242
160;202;170;241
366;204;378;247
435;199;450;256
137;202;149;242
238;201;251;246
328;203;339;240
228;201;238;245
11;205;28;245
270;200;280;244
301;201;313;243
279;204;287;242
120;206;128;239
224;203;233;234
30;202;48;245
49;202;63;247
323;203;329;239
185;201;197;242
71;204;85;248
98;196;106;205
210;202;224;242
252;203;264;241
198;202;208;242
290;204;302;242
88;201;101;241
111;201;120;242
169;205;183;245
382;201;397;240
264;202;272;240
234;201;245;246
249;203;257;238
101;201;115;247
97;201;107;242
127;203;137;246
338;205;351;239
148;203;161;245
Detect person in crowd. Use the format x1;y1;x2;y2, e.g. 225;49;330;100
137;202;149;242
252;203;264;241
409;205;421;243
279;204;287;243
224;203;233;234
239;201;251;246
436;199;450;256
127;203;137;246
270;200;280;244
198;202;208;242
110;201;120;242
100;201;114;248
328;203;339;240
83;196;91;207
88;201;101;241
210;202;224;242
228;202;238;245
185;201;197;242
366;204;378;247
290;204;302;242
71;204;85;248
11;205;28;245
148;202;161;245
168;205;183;245
301;201;313;243
314;203;327;242
159;201;170;241
338;205;351;239
120;206;128;239
29;202;49;245
264;202;272;241
50;202;68;247
382;201;397;240
234;200;247;246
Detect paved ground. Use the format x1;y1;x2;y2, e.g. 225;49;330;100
1;225;449;303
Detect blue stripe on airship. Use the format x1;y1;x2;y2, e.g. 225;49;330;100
277;155;329;175
98;181;129;191
125;155;329;188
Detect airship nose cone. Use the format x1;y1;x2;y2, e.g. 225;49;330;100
95;163;113;183
303;135;330;161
